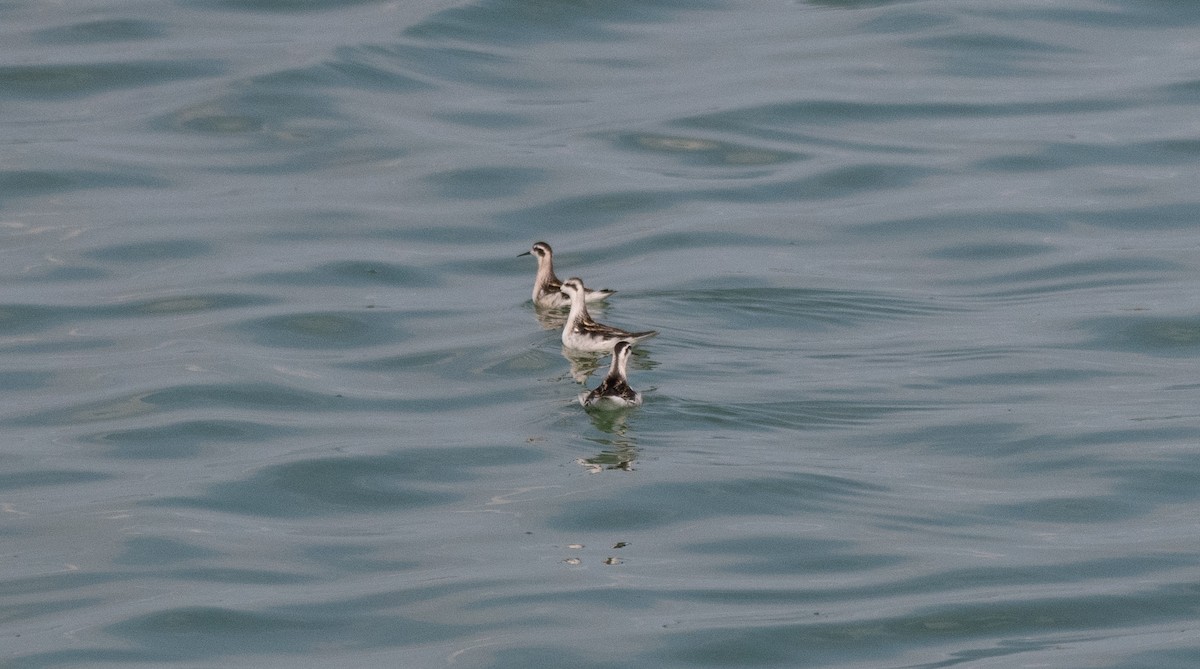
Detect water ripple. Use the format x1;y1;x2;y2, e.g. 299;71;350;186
0;169;166;200
403;0;721;46
546;473;884;532
1078;314;1200;357
84;419;295;459
84;239;213;263
679;97;1135;131
241;311;400;349
0;60;223;99
947;256;1179;300
910;33;1079;77
0;469;109;491
648;287;958;332
424;166;548;200
659;584;1199;667
152;446;540;517
31;18;165;44
666;398;929;431
609;131;805;171
186;0;391;11
249;260;439;288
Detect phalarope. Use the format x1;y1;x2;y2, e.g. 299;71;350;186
519;241;615;308
559;277;657;352
579;341;642;409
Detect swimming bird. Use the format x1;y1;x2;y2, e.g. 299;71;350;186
559;277;657;352
579;341;642;409
519;241;615;308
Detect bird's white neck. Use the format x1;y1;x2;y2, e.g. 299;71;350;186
535;256;556;286
565;288;590;326
612;349;629;380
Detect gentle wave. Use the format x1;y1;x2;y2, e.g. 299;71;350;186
0;60;222;99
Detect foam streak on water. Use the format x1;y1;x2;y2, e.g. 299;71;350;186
2;1;1200;667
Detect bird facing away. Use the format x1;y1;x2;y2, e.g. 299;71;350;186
519;241;615;308
559;277;657;352
579;340;643;409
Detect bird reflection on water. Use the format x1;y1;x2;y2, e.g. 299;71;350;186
577;407;638;472
560;342;657;384
561;346;603;383
531;295;613;332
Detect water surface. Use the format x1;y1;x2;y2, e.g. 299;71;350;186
3;0;1200;667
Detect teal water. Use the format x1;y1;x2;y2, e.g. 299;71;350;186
4;1;1200;667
